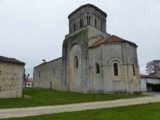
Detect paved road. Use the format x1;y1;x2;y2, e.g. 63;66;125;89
0;95;160;119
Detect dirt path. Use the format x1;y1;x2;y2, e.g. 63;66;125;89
0;95;160;119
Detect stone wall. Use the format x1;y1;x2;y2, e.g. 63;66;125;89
62;26;109;93
62;27;88;92
88;42;140;93
0;62;24;98
34;4;140;94
33;58;62;90
68;5;106;33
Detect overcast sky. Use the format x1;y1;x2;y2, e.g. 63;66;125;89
0;0;160;76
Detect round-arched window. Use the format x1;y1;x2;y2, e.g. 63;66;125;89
113;63;118;76
95;63;100;74
74;56;78;69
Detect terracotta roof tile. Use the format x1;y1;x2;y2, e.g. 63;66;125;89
140;72;160;79
89;35;137;48
140;74;148;78
148;71;160;78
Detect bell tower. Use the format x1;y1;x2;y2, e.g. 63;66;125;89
68;4;107;33
62;4;108;92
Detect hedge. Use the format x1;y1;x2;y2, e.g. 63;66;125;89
147;83;160;92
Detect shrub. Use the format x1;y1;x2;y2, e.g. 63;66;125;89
147;83;160;92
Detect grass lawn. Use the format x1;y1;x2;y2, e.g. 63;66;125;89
0;88;142;109
3;102;160;120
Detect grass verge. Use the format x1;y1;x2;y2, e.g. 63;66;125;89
3;102;160;120
0;88;142;109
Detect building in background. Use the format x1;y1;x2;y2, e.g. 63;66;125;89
26;78;33;88
34;4;140;93
0;56;25;98
23;74;33;88
140;60;160;91
34;58;62;90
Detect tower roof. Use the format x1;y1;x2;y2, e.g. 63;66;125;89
68;4;107;18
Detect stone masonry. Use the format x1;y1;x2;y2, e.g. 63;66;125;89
34;4;140;93
0;56;25;98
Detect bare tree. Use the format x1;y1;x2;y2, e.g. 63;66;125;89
146;60;160;74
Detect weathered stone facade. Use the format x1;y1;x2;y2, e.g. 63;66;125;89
88;36;140;93
33;58;62;90
0;56;25;98
34;4;140;93
68;4;106;33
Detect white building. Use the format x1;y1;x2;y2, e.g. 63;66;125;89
140;71;160;91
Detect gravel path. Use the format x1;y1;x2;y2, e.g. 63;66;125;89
0;95;160;119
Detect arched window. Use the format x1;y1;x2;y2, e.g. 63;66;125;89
113;63;118;76
95;63;100;74
74;56;78;68
80;19;83;28
132;64;135;76
73;23;76;31
95;19;97;27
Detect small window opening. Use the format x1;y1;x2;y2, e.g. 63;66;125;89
95;19;97;27
74;56;78;69
113;63;118;76
101;21;103;30
96;63;100;74
132;64;135;76
50;82;53;90
73;23;76;31
87;16;91;25
80;19;83;28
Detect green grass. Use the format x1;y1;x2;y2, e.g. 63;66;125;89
0;88;142;109
4;102;160;120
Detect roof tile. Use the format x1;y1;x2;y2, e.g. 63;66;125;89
89;35;137;48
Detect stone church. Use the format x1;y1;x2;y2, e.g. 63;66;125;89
34;4;140;93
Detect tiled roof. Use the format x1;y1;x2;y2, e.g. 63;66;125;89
68;4;107;18
89;35;137;48
0;56;25;65
140;74;148;78
148;71;160;76
140;72;160;79
148;71;160;78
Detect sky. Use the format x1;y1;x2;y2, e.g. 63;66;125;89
0;0;160;76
